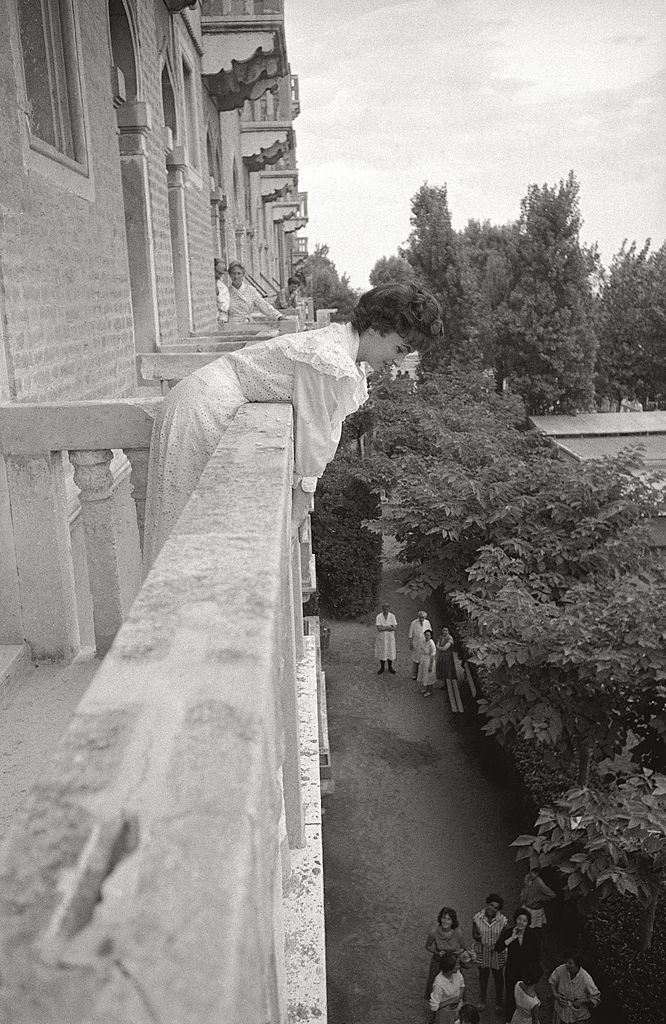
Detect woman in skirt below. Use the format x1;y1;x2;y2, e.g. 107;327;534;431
419;628;437;697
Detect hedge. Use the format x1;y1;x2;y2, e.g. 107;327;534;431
310;463;382;618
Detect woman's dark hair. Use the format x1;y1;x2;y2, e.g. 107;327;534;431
514;906;532;926
565;951;583;967
350;282;443;349
458;1006;481;1024
485;893;504;909
437;906;459;929
521;964;542;985
438;951;458;973
288;276;301;287
228;260;244;273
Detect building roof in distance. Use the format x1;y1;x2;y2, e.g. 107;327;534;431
529;412;666;437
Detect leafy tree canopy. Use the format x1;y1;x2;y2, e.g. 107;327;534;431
595;240;666;407
303;243;358;322
368;254;415;287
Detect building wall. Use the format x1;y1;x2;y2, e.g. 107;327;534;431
0;0;136;402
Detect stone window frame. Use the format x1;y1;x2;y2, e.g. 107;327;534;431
9;0;94;201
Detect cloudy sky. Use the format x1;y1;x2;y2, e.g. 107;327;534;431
284;0;665;287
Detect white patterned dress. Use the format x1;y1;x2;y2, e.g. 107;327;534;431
143;323;367;571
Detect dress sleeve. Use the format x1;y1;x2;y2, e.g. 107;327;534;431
250;285;280;320
292;360;346;491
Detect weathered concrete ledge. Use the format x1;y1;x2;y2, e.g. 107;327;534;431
284;636;326;1023
0;404;303;1023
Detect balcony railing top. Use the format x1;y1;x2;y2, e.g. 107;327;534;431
0;402;309;1021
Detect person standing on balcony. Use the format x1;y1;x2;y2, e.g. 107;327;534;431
227;260;282;322
375;602;397;674
142;283;444;571
276;275;302;311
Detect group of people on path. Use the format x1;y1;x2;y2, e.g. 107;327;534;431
423;884;600;1024
375;606;456;697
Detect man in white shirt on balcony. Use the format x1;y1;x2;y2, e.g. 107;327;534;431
227;261;282;323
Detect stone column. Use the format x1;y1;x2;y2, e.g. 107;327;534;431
69;449;123;657
166;147;193;338
209;183;222;260
117;102;161;353
4;453;79;660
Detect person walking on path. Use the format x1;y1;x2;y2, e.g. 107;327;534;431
375;603;397;674
510;965;542;1023
424;906;468;1001
471;894;508;1013
408;610;432;680
429;952;466;1023
519;869;556;929
496;907;542;1020
418;629;437;697
436;626;456;689
549;955;600;1023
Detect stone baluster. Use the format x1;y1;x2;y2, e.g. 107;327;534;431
69;449;123;657
124;447;150;554
3;453;79;659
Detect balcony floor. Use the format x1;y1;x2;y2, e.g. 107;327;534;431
0;650;98;846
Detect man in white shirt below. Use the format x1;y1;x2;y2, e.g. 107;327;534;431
408;609;432;680
227;261;282;323
214;259;230;324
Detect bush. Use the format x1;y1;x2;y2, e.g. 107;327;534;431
582;893;666;1024
311;461;382;618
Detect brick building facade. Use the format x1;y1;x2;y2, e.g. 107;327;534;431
0;0;307;405
0;0;309;646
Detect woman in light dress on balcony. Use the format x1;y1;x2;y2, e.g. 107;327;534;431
143;283;443;571
227;260;282;322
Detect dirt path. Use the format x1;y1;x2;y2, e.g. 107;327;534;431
321;553;532;1023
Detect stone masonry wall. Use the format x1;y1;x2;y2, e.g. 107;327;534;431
0;0;136;401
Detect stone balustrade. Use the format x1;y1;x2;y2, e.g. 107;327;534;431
0;403;326;1022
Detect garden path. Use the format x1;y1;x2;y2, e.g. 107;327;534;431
321;546;555;1023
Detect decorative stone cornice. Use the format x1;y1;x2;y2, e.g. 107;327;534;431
241;123;293;172
203;46;286;111
260;169;298;202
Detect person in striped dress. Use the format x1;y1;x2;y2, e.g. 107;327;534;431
471;894;508;1013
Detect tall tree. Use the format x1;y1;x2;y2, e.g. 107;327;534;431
368;254;415;287
595;240;666;408
458;219;518;388
500;172;599;414
303;243;358;321
401;183;474;368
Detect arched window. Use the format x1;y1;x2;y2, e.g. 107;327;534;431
108;0;137;102
161;63;177;137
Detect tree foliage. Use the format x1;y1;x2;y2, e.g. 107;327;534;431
401;183;474;368
368;254;415;288
303;243;358;322
496;172;599;414
512;758;666;950
595;240;666;407
310;455;382;618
